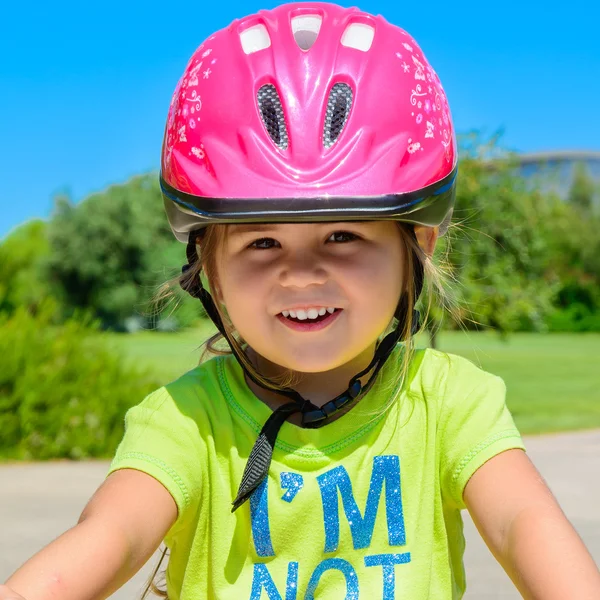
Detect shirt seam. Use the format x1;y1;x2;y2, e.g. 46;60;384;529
111;451;191;509
450;428;523;486
216;355;397;457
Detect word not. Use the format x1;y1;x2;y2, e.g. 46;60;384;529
250;554;411;600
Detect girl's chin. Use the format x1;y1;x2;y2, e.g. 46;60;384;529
260;346;358;374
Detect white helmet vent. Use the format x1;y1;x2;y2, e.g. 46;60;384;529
291;15;322;50
240;24;271;55
341;22;375;52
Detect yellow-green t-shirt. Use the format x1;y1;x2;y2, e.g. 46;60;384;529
107;346;524;599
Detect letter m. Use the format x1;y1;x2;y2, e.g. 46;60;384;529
316;455;406;552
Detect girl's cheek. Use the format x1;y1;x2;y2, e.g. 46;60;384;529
222;267;265;310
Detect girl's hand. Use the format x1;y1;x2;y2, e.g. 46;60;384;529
0;585;27;600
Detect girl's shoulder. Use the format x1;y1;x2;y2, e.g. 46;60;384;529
135;355;225;422
407;346;505;405
164;354;224;394
411;348;522;511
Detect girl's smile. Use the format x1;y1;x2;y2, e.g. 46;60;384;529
276;306;342;332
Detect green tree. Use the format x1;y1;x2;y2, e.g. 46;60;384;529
0;219;55;316
568;162;595;214
45;174;201;330
543;184;600;330
438;133;559;335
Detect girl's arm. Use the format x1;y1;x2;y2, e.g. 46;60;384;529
3;468;178;600
464;448;600;599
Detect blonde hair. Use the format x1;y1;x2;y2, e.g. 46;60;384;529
140;220;456;599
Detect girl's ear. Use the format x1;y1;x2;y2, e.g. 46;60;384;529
413;225;439;257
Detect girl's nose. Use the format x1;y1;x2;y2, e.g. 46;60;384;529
278;252;328;288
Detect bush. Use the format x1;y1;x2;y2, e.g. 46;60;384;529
546;304;600;332
0;300;162;460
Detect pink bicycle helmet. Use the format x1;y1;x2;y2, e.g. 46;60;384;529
160;1;457;242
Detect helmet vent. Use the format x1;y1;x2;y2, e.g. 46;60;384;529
341;22;375;52
291;15;322;51
240;23;271;55
257;84;289;150
323;83;353;149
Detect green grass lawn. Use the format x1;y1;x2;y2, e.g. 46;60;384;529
102;322;216;382
105;327;600;435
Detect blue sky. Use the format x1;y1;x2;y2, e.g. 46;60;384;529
1;0;598;239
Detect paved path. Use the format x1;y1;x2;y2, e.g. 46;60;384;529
1;430;599;598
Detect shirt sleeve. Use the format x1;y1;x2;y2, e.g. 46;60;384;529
106;384;205;537
436;352;526;510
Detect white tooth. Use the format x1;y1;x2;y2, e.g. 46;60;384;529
282;310;290;317
318;308;326;316
296;309;308;320
289;310;297;318
307;309;319;319
326;307;336;314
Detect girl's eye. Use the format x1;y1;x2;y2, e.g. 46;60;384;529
327;231;360;243
249;237;279;250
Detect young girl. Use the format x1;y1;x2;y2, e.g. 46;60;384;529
3;2;600;599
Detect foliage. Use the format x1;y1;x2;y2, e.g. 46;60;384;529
0;299;162;460
0;220;55;316
43;174;202;330
438;133;559;334
544;164;600;329
546;306;600;332
568;161;596;214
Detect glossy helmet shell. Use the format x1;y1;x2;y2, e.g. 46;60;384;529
160;2;457;242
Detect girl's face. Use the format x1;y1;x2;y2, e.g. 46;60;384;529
215;221;405;374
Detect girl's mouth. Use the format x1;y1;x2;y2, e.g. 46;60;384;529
276;308;342;332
